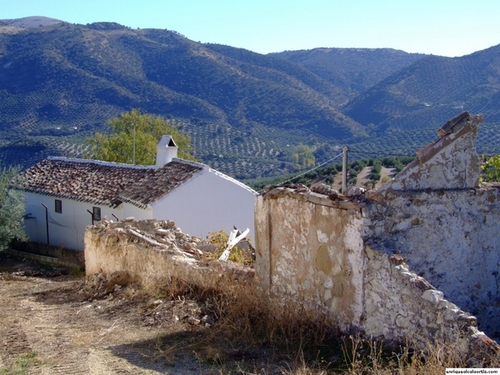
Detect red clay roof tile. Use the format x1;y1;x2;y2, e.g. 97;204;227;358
17;157;203;208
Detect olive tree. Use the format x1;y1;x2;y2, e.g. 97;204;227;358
293;144;315;169
0;167;27;251
86;109;195;165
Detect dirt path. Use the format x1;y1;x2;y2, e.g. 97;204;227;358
0;254;220;374
355;167;372;187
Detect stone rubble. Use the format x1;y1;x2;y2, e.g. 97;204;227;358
85;217;255;293
91;217;209;258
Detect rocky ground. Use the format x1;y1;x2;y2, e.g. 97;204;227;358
0;252;282;374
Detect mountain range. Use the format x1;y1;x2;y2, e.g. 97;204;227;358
1;16;499;180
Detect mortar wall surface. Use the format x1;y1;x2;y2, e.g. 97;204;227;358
365;185;500;336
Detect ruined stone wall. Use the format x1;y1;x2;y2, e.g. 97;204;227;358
361;113;500;337
254;190;365;331
255;187;496;356
84;189;498;358
364;246;478;345
365;185;500;336
376;116;481;191
253;113;500;358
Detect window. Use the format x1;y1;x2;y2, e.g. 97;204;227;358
55;199;62;213
92;207;101;221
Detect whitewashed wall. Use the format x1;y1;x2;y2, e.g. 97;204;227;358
23;192;153;251
119;204;152;221
23;165;256;250
25;193;99;250
152;167;257;242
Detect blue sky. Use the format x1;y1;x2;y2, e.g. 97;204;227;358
3;0;500;57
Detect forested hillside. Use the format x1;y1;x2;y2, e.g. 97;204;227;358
1;17;499;180
0;20;364;140
343;46;500;138
273;48;424;103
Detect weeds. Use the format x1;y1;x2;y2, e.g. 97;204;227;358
68;264;86;276
146;276;345;373
335;334;498;375
206;230;254;266
0;353;40;375
139;275;500;374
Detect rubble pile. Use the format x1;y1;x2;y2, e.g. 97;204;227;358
92;217;210;258
83;270;219;329
85;270;136;299
86;217;256;295
142;298;216;328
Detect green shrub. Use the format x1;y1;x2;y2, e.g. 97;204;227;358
481;154;500;182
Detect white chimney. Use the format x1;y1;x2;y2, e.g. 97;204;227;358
155;135;178;168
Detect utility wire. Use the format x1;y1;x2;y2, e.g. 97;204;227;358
280;151;344;185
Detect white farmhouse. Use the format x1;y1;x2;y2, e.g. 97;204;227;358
17;136;257;250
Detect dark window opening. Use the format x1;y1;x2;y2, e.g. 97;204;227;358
93;207;101;221
55;199;62;213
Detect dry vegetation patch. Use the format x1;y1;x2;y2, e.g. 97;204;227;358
0;252;498;374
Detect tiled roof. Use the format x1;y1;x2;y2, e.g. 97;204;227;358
17;157;203;208
117;160;203;208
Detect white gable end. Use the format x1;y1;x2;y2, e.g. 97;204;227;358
151;167;257;242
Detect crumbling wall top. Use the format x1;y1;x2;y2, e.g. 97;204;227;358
374;112;484;196
262;184;366;210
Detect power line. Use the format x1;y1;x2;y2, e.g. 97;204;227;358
281;151;344;185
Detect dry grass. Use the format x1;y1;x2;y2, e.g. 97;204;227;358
2;251;498;374
3;254;498;373
140;275;500;374
206;230;255;266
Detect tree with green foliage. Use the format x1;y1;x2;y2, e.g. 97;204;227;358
293;144;315;169
0;167;27;251
481;155;500;182
86;109;195;165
